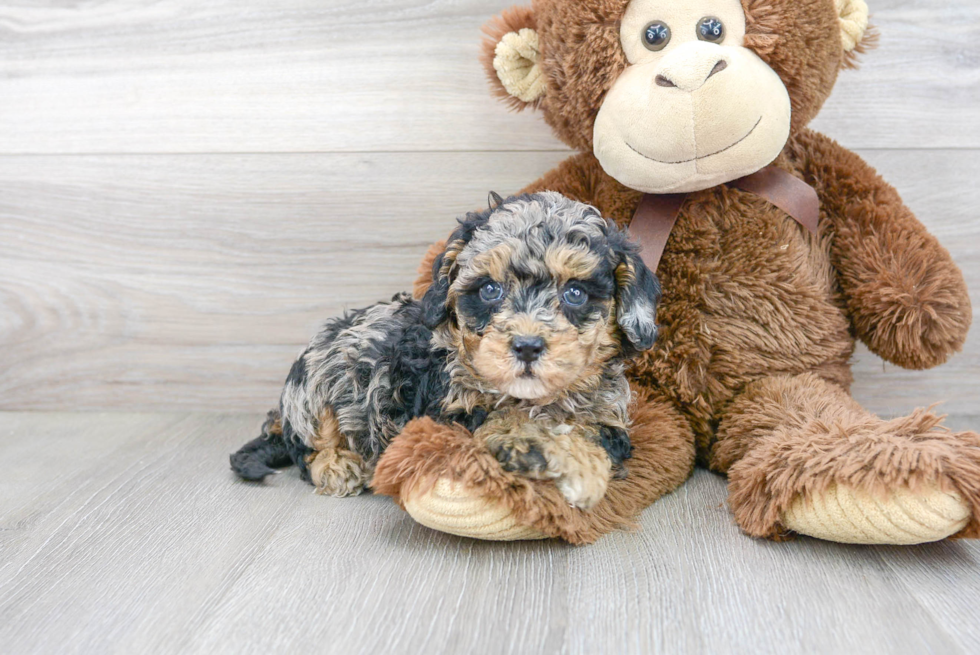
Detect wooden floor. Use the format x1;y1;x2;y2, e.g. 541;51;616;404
1;412;978;655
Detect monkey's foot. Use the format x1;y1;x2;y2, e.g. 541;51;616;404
781;482;970;545
403;479;547;541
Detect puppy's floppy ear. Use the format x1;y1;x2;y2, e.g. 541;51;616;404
420;210;493;329
480;6;546;111
420;251;451;329
613;243;662;352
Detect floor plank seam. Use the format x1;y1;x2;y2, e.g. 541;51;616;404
0;414;195;599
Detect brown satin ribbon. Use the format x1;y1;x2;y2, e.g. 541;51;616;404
628;193;687;273
628;165;820;272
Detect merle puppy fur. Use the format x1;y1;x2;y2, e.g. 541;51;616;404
231;192;661;508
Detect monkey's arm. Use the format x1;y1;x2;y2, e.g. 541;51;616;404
792;129;971;370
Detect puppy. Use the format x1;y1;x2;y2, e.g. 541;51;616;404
230;192;661;508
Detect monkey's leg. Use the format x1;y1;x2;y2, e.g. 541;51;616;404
373;386;696;544
712;372;979;543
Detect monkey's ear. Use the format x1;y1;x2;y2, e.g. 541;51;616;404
480;6;546;110
837;0;870;52
614;249;662;353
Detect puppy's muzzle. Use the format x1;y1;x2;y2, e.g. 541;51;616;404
511;336;546;363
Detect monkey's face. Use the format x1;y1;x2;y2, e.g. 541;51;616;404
481;0;868;193
422;194;661;402
593;0;791;193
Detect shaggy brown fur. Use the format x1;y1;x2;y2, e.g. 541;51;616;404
375;0;978;542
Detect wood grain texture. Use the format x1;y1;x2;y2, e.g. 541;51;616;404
0;412;978;654
1;149;977;414
0;0;978;153
0;0;977;417
0;150;562;410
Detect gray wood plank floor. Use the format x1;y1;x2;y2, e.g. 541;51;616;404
1;412;978;655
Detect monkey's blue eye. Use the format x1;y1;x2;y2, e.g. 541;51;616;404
479;281;504;302
562;284;588;307
697;17;724;43
642;21;671;52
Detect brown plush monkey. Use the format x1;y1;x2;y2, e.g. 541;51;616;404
372;0;980;545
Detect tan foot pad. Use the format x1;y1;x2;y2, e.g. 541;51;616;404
403;478;548;541
782;482;971;545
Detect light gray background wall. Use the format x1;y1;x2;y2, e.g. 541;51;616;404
1;0;977;416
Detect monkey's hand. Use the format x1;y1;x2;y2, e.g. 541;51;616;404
793;130;971;369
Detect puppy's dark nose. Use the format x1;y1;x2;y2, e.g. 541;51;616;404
512;336;546;363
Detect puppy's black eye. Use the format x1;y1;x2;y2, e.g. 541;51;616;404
562;284;588;307
697;17;724;43
479;281;504;303
642;21;671;52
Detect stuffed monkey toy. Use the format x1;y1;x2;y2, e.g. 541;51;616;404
372;0;980;545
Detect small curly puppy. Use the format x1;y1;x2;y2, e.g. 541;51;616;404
231;192;661;508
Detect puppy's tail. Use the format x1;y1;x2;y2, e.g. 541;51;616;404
230;409;293;481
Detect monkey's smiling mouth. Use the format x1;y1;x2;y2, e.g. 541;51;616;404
626;116;763;165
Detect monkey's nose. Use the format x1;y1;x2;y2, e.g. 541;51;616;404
512;336;546;363
655;49;730;92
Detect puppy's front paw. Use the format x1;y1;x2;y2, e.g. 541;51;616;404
488;438;550;479
478;413;615;509
555;468;609;510
543;425;614;510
